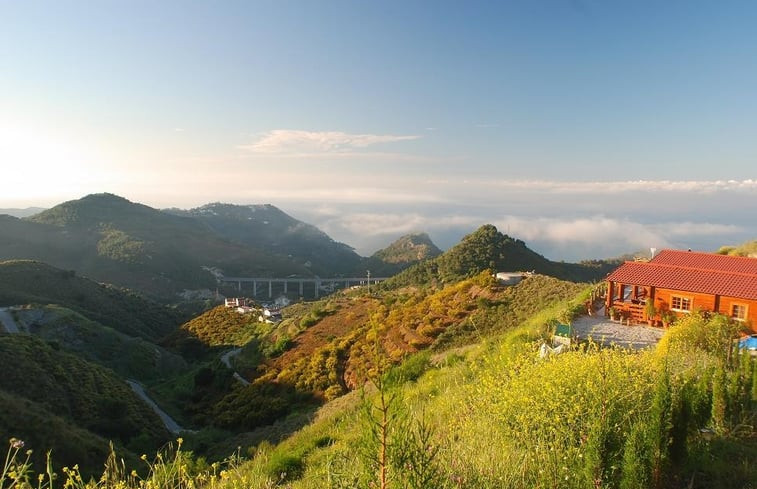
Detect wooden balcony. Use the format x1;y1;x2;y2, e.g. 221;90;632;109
610;300;646;324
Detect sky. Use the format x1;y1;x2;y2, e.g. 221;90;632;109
1;1;756;260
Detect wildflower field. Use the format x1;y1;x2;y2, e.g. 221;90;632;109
3;301;755;488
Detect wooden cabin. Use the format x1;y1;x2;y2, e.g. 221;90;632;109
605;249;757;332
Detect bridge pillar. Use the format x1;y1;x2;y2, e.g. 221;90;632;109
238;281;241;291
299;281;303;296
268;281;272;298
253;281;257;297
284;281;288;293
315;279;320;298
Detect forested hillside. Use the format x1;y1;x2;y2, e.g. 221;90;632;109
0;260;183;341
167;203;364;277
0;335;170;477
382;224;616;289
0;195;444;299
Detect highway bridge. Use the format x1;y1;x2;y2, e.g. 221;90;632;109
219;275;388;298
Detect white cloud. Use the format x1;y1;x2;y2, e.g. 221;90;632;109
649;222;744;237
465;179;757;195
331;213;480;237
239;129;420;154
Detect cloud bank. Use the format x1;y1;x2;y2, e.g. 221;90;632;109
277;178;757;260
239;129;420;154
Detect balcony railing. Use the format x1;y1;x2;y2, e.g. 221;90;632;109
611;300;646;323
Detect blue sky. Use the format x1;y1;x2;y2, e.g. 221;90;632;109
1;1;756;259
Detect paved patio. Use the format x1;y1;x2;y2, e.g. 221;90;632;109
572;311;664;350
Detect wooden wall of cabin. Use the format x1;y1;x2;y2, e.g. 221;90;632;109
650;287;757;333
719;296;757;333
651;288;716;315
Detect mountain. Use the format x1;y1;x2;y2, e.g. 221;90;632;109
371;232;442;264
166;204;443;278
0;194;312;298
0;207;46;218
0;194;444;299
166;203;363;276
382;224;617;289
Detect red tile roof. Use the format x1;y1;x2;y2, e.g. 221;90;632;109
650;249;757;275
607;250;757;301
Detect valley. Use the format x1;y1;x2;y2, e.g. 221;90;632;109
0;196;754;488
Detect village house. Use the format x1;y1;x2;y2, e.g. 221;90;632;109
258;307;282;324
224;297;258;314
224;297;244;308
494;271;531;286
605;249;757;332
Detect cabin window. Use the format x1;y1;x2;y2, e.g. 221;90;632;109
731;304;747;321
671;295;692;312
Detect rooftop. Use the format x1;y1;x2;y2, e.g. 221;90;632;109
607;250;757;301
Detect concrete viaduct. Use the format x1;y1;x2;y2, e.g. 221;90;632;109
219;276;388;298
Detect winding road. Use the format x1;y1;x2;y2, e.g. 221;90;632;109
1;306;188;435
0;307;20;334
126;380;186;434
221;347;250;386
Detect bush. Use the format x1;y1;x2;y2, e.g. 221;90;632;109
384;351;432;387
264;452;304;481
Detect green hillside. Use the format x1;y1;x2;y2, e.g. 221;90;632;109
371;232;441;264
0;260;182;342
9;279;753;488
13;304;187;381
168;203;364;277
155;272;582;434
0;336;170;468
0;194;447;300
382;224;616;289
167;203;440;277
170;304;262;348
0;194;312;298
223;310;753;489
0;389;115;479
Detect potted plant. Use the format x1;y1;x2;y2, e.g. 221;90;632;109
661;310;676;328
608;306;617;321
645;301;657;326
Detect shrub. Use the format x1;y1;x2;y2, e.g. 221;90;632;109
264;452;304;482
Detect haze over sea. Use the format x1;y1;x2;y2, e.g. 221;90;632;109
2;1;756;260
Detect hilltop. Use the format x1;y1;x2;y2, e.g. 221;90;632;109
371;232;441;264
365;232;443;276
21;193;310;297
382;224;616;289
167;203;364;277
